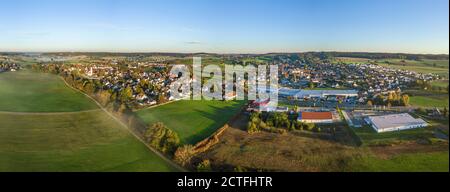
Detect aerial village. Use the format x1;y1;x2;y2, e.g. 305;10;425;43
19;53;445;135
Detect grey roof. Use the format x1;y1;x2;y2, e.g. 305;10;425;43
295;90;359;97
367;113;428;130
260;87;359;97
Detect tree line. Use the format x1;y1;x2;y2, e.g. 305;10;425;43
247;111;317;134
367;92;410;107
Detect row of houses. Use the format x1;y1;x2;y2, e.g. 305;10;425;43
0;62;20;73
59;61;174;107
280;60;440;103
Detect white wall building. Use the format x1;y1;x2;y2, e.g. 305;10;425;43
365;113;428;133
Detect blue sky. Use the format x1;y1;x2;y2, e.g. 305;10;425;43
0;0;448;54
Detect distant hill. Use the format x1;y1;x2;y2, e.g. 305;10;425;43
2;51;448;61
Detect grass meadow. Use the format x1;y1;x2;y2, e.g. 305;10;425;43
350;151;449;172
0;70;177;171
137;100;246;144
0;111;177;172
409;95;449;108
333;57;449;77
0;70;98;112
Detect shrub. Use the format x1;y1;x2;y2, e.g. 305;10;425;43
144;122;180;154
277;128;288;135
197;159;212;172
174;145;195;166
234;166;248;172
304;123;315;131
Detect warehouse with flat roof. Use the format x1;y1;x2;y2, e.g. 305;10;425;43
365;113;428;133
294;90;358;99
263;87;359;99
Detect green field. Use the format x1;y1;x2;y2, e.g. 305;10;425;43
403;89;449;108
431;80;449;88
333;57;371;64
378;58;448;68
0;70;177;171
350;151;449;172
353;125;436;146
332;57;449;77
380;63;449;77
137;100;246;144
348;113;449;172
0;111;177;172
377;59;449;77
409;95;449;108
0;70;98;112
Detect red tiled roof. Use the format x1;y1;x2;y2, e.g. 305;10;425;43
301;112;332;120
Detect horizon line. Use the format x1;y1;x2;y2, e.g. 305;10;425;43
1;50;449;56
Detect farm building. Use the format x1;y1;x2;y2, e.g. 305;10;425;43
364;113;428;133
298;111;333;123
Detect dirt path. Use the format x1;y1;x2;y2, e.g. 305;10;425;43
133;96;190;112
60;77;187;172
133;100;178;112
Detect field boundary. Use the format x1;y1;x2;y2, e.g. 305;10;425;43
59;77;187;172
190;104;248;155
133;100;178;112
0;109;102;115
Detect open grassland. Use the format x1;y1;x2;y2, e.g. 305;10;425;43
0;111;177;172
333;57;449;77
137;100;246;145
333;57;371;64
200;122;449;172
242;57;272;65
409;96;449;108
0;70;176;171
380;59;449;68
200;128;365;172
353;126;436;146
0;70;98;112
377;59;448;77
431;80;449;88
404;89;449;108
348;117;449;171
350;151;449;172
380;63;449;77
171;56;229;65
198;114;449;172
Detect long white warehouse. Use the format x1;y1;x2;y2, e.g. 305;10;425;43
274;88;359;98
365;113;428;133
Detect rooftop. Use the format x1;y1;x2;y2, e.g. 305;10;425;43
367;113;427;130
299;112;333;120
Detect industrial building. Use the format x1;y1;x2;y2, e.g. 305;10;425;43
257;87;359;100
364;113;428;133
292;89;358;99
